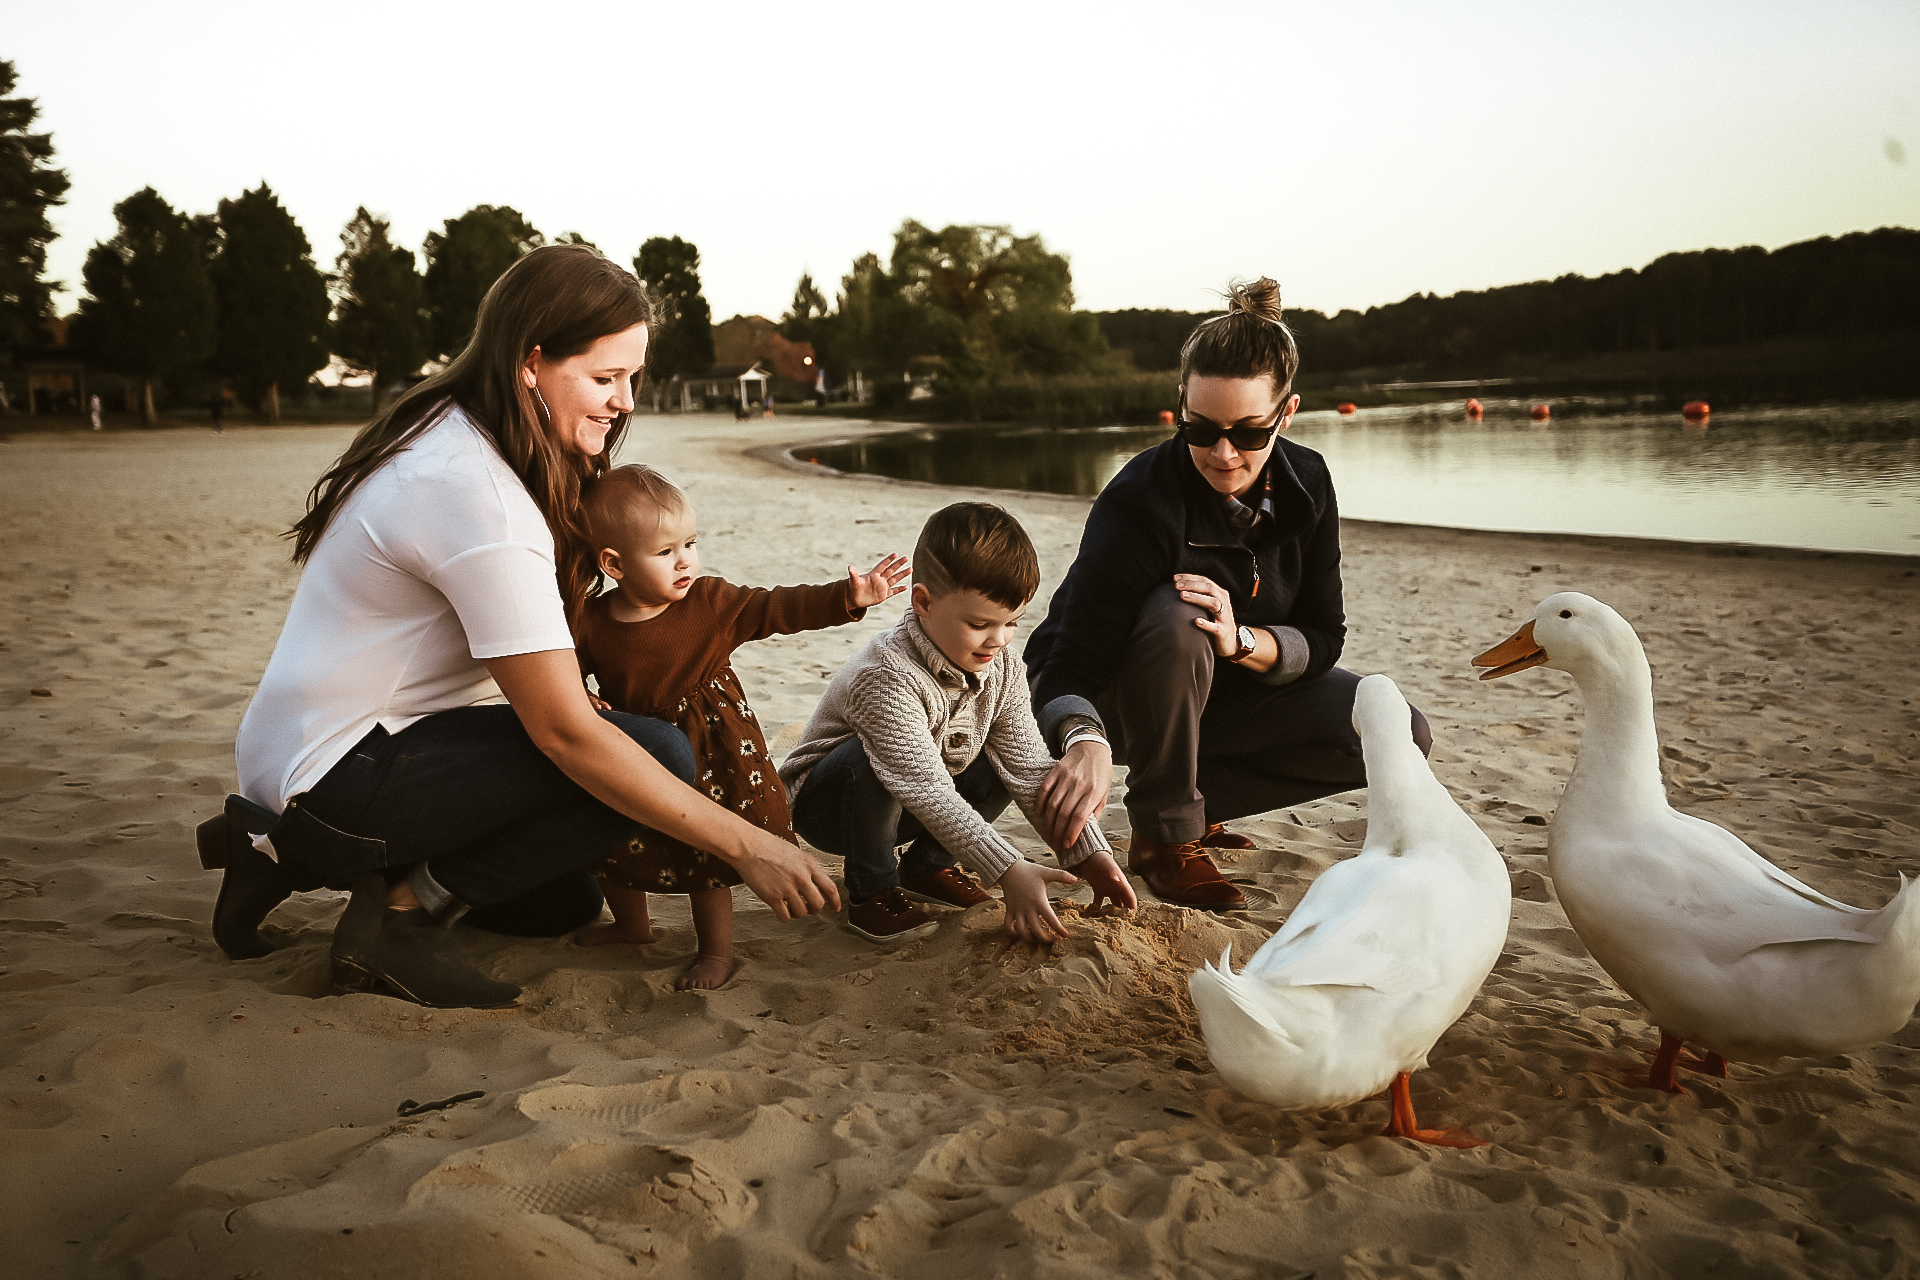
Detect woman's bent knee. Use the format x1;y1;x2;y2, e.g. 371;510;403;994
599;710;695;783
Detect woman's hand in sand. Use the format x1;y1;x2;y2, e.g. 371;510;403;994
1074;851;1137;916
1037;739;1112;849
727;831;841;921
847;553;911;609
996;860;1077;944
1174;573;1239;658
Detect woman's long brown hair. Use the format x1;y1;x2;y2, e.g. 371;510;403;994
289;244;652;622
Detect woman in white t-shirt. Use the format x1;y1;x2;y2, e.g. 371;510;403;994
221;245;839;1007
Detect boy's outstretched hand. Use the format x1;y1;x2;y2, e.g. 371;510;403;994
996;860;1078;945
847;553;911;609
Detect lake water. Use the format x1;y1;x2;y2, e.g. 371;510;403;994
795;398;1920;556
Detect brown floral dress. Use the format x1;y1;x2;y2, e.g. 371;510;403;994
576;576;861;894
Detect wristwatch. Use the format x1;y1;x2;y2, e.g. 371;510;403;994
1228;625;1257;664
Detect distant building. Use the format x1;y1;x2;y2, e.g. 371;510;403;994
674;361;770;413
711;315;817;391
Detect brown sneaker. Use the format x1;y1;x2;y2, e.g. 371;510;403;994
1198;823;1255;851
846;887;940;943
1127;834;1246;911
900;866;992;909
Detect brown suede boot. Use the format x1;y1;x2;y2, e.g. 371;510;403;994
1198;823;1255;851
1127;834;1245;910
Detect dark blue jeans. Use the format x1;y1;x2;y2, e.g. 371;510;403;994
286;704;694;936
789;736;1009;902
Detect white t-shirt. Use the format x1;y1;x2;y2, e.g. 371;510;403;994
236;403;577;810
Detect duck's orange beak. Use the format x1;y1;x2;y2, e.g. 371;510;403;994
1473;619;1548;681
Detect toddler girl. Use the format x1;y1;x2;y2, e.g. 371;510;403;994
573;464;907;988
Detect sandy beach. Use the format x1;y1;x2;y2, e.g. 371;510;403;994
4;414;1918;1279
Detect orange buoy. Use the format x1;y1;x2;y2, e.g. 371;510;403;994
1681;401;1710;421
1159;409;1175;425
1464;398;1483;418
1337;402;1357;416
1529;404;1550;421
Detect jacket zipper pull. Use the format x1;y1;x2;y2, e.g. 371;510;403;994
1252;562;1260;598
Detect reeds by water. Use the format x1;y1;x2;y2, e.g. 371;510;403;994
927;373;1179;426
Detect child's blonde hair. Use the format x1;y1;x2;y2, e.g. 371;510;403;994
581;464;690;548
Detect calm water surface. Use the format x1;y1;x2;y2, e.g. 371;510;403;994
798;398;1920;555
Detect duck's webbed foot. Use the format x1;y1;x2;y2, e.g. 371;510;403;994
1690;1050;1731;1078
1379;1072;1489;1149
1650;1032;1735;1091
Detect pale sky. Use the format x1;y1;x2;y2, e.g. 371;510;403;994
11;0;1918;323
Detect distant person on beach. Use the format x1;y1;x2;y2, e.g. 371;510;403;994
1024;278;1431;911
571;463;908;988
224;245;838;1008
89;393;101;431
783;502;1137;945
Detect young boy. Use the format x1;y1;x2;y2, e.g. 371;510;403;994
782;502;1137;944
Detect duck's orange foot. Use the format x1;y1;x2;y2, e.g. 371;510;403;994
1682;1050;1730;1078
1381;1122;1490;1149
1380;1072;1491;1149
1648;1031;1712;1093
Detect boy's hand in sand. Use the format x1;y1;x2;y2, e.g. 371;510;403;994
996;860;1077;944
847;553;911;609
1073;850;1136;916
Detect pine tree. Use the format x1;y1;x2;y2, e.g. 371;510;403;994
422;205;543;360
210;184;330;422
0;60;71;384
333;208;429;412
70;188;216;425
635;236;714;385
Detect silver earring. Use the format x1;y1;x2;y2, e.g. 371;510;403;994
531;383;552;426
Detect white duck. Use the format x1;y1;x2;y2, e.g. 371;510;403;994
1190;674;1511;1146
1474;591;1920;1091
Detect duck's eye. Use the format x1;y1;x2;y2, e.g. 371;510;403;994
1559;610;1572;618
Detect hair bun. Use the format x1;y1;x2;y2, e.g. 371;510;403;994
1224;277;1284;324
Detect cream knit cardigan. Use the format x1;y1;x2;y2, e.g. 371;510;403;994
780;611;1112;883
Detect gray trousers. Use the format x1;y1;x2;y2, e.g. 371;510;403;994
1096;585;1431;843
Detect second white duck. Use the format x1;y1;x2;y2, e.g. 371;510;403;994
1474;591;1920;1092
1190;674;1511;1146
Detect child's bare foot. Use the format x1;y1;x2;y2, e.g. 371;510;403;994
675;953;737;990
574;920;656;947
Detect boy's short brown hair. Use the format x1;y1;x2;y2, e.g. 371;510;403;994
913;502;1040;609
581;464;688;547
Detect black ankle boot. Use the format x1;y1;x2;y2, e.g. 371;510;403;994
330;875;521;1009
204;797;297;960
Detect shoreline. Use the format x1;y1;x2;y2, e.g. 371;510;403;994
757;421;1920;569
4;417;1917;1278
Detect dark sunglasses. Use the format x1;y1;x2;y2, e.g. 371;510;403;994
1175;398;1288;451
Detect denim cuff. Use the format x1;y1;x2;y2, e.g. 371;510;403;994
409;862;460;919
1037;694;1104;755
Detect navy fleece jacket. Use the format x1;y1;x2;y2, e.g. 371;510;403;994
1023;434;1346;749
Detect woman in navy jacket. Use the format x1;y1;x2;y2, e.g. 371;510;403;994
1026;278;1429;909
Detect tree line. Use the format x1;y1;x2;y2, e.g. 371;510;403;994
1095;228;1920;376
0;59;719;423
778;220;1110;403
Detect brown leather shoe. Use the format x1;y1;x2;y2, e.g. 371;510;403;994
1127;834;1245;910
1198;823;1255;851
900;866;992;909
846;887;940;943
